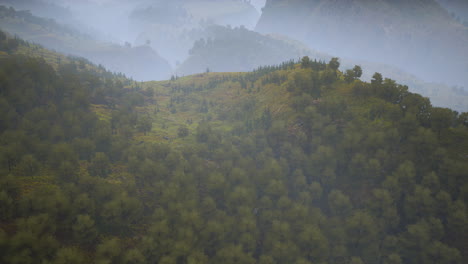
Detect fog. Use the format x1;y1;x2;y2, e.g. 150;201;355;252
0;0;466;110
256;0;468;92
0;0;264;80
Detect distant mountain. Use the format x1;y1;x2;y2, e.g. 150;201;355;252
0;0;73;24
175;25;311;76
436;0;468;24
0;6;171;81
256;0;468;90
175;26;468;112
130;0;260;67
1;28;467;264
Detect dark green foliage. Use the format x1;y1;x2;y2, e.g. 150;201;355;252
72;214;98;244
53;247;86;264
329;57;340;71
0;30;466;264
344;65;363;83
178;125;189;138
88;152;110;178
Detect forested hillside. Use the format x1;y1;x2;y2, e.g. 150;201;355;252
0;0;73;25
0;6;171;81
0;32;467;264
175;25;312;76
256;0;468;91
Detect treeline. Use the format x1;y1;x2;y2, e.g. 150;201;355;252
0;31;467;264
0;5;88;39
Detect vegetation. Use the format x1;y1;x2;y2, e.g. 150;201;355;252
176;25;316;76
0;31;467;264
0;5;172;81
256;0;468;98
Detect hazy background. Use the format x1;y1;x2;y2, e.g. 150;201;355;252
0;0;467;111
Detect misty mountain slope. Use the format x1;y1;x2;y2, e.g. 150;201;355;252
130;0;260;67
1;30;467;263
129;0;259;28
183;0;259;28
174;26;468;111
0;0;74;25
436;0;468;25
0;5;172;81
256;0;468;90
175;25;313;76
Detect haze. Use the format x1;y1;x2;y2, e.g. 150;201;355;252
0;0;467;111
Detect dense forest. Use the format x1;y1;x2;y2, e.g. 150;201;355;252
0;31;467;264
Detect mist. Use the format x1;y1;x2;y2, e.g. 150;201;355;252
0;2;467;263
256;0;468;90
0;0;466;110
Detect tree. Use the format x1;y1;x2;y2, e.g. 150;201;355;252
345;69;356;83
100;192;143;230
430;108;454;137
353;65;363;79
329;57;340;71
196;122;212;143
96;238;121;263
371;72;383;85
0;190;13;220
301;56;311;68
213;244;256;264
122;248;146;264
297;225;329;262
346;211;379;262
137;116;152;135
178;125;189;138
88;152;110;178
345;66;363;83
72;214;97;245
328;190;352;217
53;247;86;264
17;154;40;177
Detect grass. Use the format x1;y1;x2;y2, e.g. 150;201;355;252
136;71;298;146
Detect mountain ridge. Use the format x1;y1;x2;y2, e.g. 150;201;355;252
256;0;468;90
0;30;467;263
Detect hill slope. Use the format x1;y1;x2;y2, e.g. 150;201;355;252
256;0;468;90
175;25;311;76
0;31;467;263
0;5;172;81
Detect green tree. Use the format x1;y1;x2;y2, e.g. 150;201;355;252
100;192;143;230
178;125;189;138
301;56;311;68
430;108;454;137
371;72;383;85
346;211;379;262
353;65;363;79
0;190;14;220
53;247;86;264
122;248;146;264
137;116;152;135
89;152;110;178
329;57;340;71
72;214;98;245
213;244;256;264
17;154;40;177
328;190;352;217
345;69;356;83
96;238;121;263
